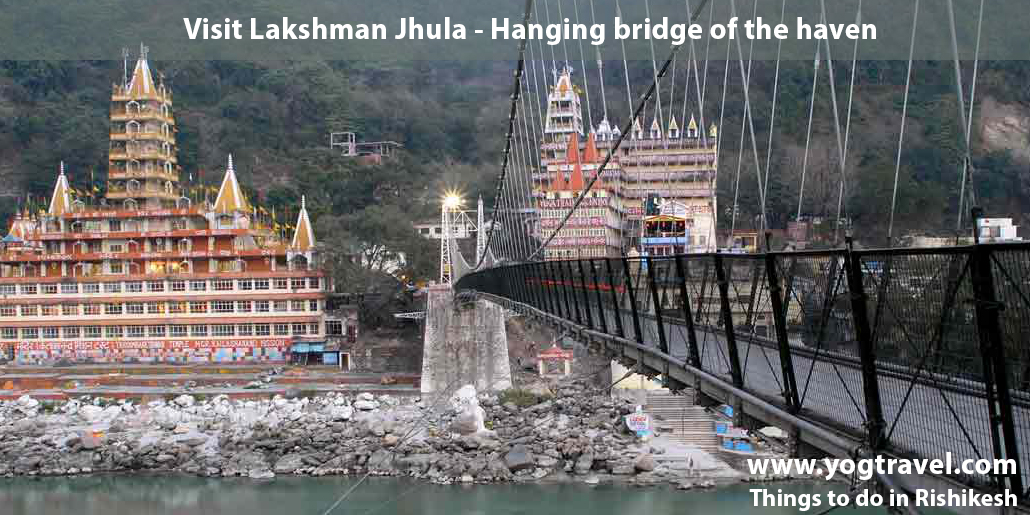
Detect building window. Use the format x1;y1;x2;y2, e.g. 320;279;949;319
126;281;143;293
41;305;59;316
126;302;144;315
42;283;58;295
190;280;206;292
83;283;100;294
212;301;233;313
170;325;188;337
274;278;288;290
84;326;101;338
0;305;15;317
170;280;186;292
308;277;320;290
0;285;14;295
63;326;80;339
0;327;16;339
237;324;253;336
292;323;306;335
21;284;37;295
238;279;253;291
213;279;233;291
20;305;38;316
109;261;124;274
309;299;319;312
255;324;270;336
291;278;306;290
147;281;165;292
126;326;145;338
42;327;59;339
291;300;306;312
190;325;208;337
236;300;252;313
325;320;344;336
62;304;79;316
104;282;122;293
84;304;102;315
105;326;123;338
22;327;39;339
212;324;234;336
308;323;319;335
255;301;270;313
148;325;166;337
254;279;270;290
189;301;207;314
61;283;79;294
274;323;289;336
146;302;165;314
105;303;123;315
273;301;288;313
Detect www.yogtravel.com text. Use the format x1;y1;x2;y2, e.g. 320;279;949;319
747;454;1018;510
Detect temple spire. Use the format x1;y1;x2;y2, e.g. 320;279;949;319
291;195;316;251
48;161;72;217
213;154;250;213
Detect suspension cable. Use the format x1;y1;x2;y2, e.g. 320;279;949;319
527;0;713;260
796;42;821;223
713;35;732;247
572;0;593;131
818;1;847;247
474;0;535;269
954;0;985;231
729;0;764;241
887;0;919;246
762;0;788;204
832;0;861;245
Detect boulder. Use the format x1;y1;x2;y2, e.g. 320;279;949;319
574;451;594;474
173;395;195;408
328;405;354;421
274;453;307;474
634;454;657;472
504;445;535;472
78;405;104;422
353;400;376;411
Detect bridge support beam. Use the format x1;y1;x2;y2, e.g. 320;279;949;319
713;253;745;388
645;255;669;355
765;253;801;412
674;256;702;369
844;238;887;451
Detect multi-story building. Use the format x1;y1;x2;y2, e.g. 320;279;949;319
0;50;350;365
534;66;718;259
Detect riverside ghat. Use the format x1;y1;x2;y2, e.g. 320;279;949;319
0;378;794;489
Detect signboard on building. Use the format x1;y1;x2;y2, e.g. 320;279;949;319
625;407;652;437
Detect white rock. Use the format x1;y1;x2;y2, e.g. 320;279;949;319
289;411;303;421
174;395;195;408
353;400;376;411
356;392;374;402
78;405;104;422
17;395;39;410
273;397;289;409
329;406;354;421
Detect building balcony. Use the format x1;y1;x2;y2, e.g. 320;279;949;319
108;151;177;164
109;111;175;125
108;169;179;182
105;189;179;200
110;131;176;144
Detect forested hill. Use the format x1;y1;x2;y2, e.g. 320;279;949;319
1;59;1029;262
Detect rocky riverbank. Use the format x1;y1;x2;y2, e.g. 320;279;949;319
0;380;758;489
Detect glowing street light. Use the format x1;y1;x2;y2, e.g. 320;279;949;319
443;191;463;210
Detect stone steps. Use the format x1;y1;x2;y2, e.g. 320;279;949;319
645;391;720;450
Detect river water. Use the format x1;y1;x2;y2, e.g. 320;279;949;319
0;475;913;515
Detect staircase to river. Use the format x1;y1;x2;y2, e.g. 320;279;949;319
645;390;720;451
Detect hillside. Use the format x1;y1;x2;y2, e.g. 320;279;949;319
1;59;1028;266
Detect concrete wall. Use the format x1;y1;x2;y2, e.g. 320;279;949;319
421;287;511;395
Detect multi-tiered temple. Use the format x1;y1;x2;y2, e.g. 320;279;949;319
535;66;719;259
0;51;336;364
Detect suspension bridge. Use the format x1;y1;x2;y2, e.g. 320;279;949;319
432;0;1029;511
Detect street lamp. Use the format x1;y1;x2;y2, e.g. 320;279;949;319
443;192;463;210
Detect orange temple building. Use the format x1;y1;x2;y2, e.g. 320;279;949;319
0;50;336;365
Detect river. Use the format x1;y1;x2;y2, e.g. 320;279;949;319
0;475;914;515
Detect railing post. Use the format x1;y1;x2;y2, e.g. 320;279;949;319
622;257;644;344
713;253;744;388
970;238;1024;494
589;259;608;335
546;261;562;318
765;252;801;412
563;260;582;325
576;259;594;330
843;239;886;451
674;255;702;369
645;255;669;354
606;258;625;339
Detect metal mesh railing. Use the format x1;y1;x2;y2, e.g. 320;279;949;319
455;242;1030;498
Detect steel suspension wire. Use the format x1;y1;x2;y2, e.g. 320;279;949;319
818;0;848;247
516;75;543;258
953;0;985;231
615;0;634;121
729;0;762;241
572;0;593;131
888;0;919;245
555;0;571;71
508;104;530;259
542;0;558;79
474;0;535;269
795;42;821;223
762;0;788;204
527;0;713;260
832;0;862;245
712;36;732;245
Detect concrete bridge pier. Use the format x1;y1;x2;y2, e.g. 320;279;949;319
420;286;512;396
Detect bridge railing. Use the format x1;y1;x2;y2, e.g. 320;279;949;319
456;243;1030;499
